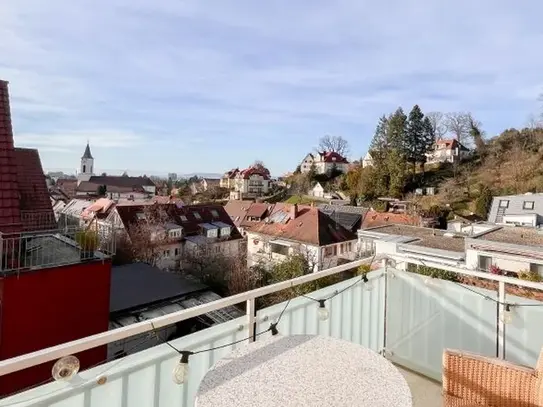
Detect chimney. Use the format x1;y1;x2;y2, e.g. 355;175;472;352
0;80;22;233
290;203;298;220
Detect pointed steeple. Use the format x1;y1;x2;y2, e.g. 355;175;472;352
82;142;93;159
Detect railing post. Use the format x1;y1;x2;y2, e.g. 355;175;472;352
497;281;506;359
247;298;256;343
381;258;388;356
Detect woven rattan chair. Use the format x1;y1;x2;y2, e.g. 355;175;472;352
442;349;543;406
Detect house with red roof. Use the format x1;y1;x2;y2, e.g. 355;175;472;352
245;203;359;271
229;163;271;199
299;151;349;175
426;139;470;165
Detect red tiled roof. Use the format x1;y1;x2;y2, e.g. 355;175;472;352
245;203;269;218
224;168;240;179
224;200;253;227
238;165;271;180
319;151;348;164
361;210;420;229
56;179;78;198
0;80;22;233
246;205;356;246
14;148;56;230
77;181;146;194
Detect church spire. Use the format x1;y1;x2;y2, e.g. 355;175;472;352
82;142;93;159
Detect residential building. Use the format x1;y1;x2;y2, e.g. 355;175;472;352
425;139;470;164
487;193;543;227
190;177;222;195
358;221;543;277
246;204;358;271
108;203;242;270
308;182;325;198
220;168;240;189
299;151;349;175
466;226;543;276
361;210;420;229
0;80;115;396
362;152;374;168
230;165;271;199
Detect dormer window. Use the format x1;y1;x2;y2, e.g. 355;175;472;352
193;212;202;220
211;209;219;218
523;201;534;210
180;215;188;222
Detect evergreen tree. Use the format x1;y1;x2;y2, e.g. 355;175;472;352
421;116;436;169
387;149;407;197
386;107;407;154
369;115;389;159
405;105;425;173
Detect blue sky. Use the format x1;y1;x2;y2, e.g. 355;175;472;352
2;0;543;176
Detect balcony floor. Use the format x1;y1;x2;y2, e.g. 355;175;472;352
397;366;442;407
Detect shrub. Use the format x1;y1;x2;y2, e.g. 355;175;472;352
357;264;371;275
518;270;542;282
489;265;503;275
410;264;459;282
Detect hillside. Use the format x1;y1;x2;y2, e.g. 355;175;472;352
414;127;543;216
345;124;543;218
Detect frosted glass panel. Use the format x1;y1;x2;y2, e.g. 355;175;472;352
504;290;543;368
386;270;498;381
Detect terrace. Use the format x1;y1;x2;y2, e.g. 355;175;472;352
1;255;543;406
0;223;116;274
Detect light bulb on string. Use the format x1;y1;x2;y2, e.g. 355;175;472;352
362;274;373;291
500;304;513;324
172;351;192;385
317;299;329;321
52;355;80;382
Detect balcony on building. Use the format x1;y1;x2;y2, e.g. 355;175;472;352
2;255;543;407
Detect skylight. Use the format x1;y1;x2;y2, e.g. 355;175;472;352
193;212;202;220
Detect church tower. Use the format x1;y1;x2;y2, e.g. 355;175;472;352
78;142;94;182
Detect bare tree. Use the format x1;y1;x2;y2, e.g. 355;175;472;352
318;135;350;157
115;205;176;267
445;112;472;145
426;112;447;140
526;113;543;130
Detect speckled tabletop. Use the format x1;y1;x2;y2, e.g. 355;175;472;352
195;335;412;407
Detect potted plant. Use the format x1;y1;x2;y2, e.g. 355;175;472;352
75;230;99;260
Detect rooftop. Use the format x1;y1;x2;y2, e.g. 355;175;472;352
367;224;467;253
476;226;543;247
361;210;420;229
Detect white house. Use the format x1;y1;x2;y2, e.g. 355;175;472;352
426;139;470;165
309;182;325;198
231;165;271;199
487;193;543;227
246;204;359;272
362;152;374;168
299;151;349;175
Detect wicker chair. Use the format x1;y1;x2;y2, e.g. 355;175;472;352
442;349;543;406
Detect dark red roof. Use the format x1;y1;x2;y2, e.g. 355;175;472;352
14;148;56;230
85;175;156;188
0;80;22;233
56;179;78;197
245;203;269;218
116;203;241;240
223;168;239;179
238;166;270;180
319;151;348;163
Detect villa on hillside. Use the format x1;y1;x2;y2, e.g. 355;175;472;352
299;151;349;175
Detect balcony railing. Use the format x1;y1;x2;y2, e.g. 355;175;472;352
1;255;543;406
0;223;116;274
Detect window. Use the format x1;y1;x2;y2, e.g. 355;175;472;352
180;215;188;222
174;248;179;256
163;250;169;257
478;255;492;272
270;243;289;256
214;246;221;253
523;201;535;210
211;209;219;218
530;263;543;277
136;212;146;220
499;200;509;208
193;212;202;220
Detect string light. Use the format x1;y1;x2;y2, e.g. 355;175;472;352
500;304;513;324
362;274;373;291
317;299;330;321
51;355;80;382
172;351;193;384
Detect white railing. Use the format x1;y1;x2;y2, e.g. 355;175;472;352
0;256;378;377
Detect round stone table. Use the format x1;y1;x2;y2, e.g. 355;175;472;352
195;335;412;407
